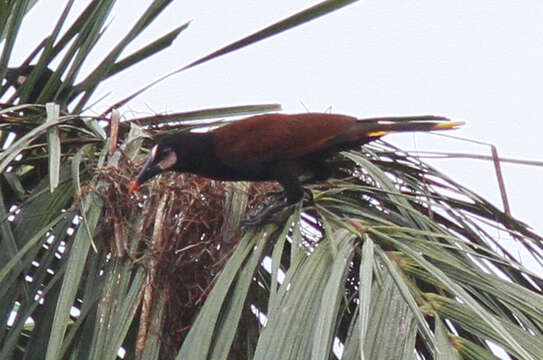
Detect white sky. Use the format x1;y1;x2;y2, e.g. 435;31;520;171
10;0;543;238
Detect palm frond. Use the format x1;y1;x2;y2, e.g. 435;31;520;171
2;1;542;360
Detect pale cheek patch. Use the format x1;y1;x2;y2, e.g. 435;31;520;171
158;150;178;170
17;75;27;85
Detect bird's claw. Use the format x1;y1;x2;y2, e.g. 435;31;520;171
242;201;300;226
264;190;286;197
242;190;313;227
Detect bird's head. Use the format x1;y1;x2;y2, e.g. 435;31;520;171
128;141;179;194
5;66;33;88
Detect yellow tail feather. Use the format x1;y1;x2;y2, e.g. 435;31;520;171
366;121;464;138
430;121;465;130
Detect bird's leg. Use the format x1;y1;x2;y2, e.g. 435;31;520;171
263;163;327;199
263;189;286;199
302;187;314;203
303;158;333;183
243;166;305;226
243;192;304;226
262;173;321;202
242;199;296;226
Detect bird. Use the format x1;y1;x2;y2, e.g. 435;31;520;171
3;65;73;103
128;113;463;224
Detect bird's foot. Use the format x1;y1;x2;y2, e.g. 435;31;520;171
263;190;286;199
302;188;314;204
242;200;300;226
242;190;313;227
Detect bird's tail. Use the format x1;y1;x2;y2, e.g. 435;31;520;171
358;115;464;138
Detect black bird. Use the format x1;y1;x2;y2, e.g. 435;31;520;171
4;65;68;103
128;113;463;224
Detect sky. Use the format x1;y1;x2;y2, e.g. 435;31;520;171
10;0;543;238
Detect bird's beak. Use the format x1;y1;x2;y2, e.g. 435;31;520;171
127;180;141;194
128;155;162;194
128;146;162;194
128;146;178;194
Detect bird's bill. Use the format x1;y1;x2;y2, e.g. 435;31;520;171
128;162;163;194
127;181;140;194
127;147;161;194
127;145;178;194
127;163;162;194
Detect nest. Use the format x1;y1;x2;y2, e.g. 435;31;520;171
97;154;281;355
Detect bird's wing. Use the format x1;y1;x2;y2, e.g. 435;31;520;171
212;113;461;166
212;113;359;165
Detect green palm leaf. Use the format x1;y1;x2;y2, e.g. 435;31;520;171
2;1;542;360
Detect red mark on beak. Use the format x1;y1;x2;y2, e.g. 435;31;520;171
128;181;140;194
